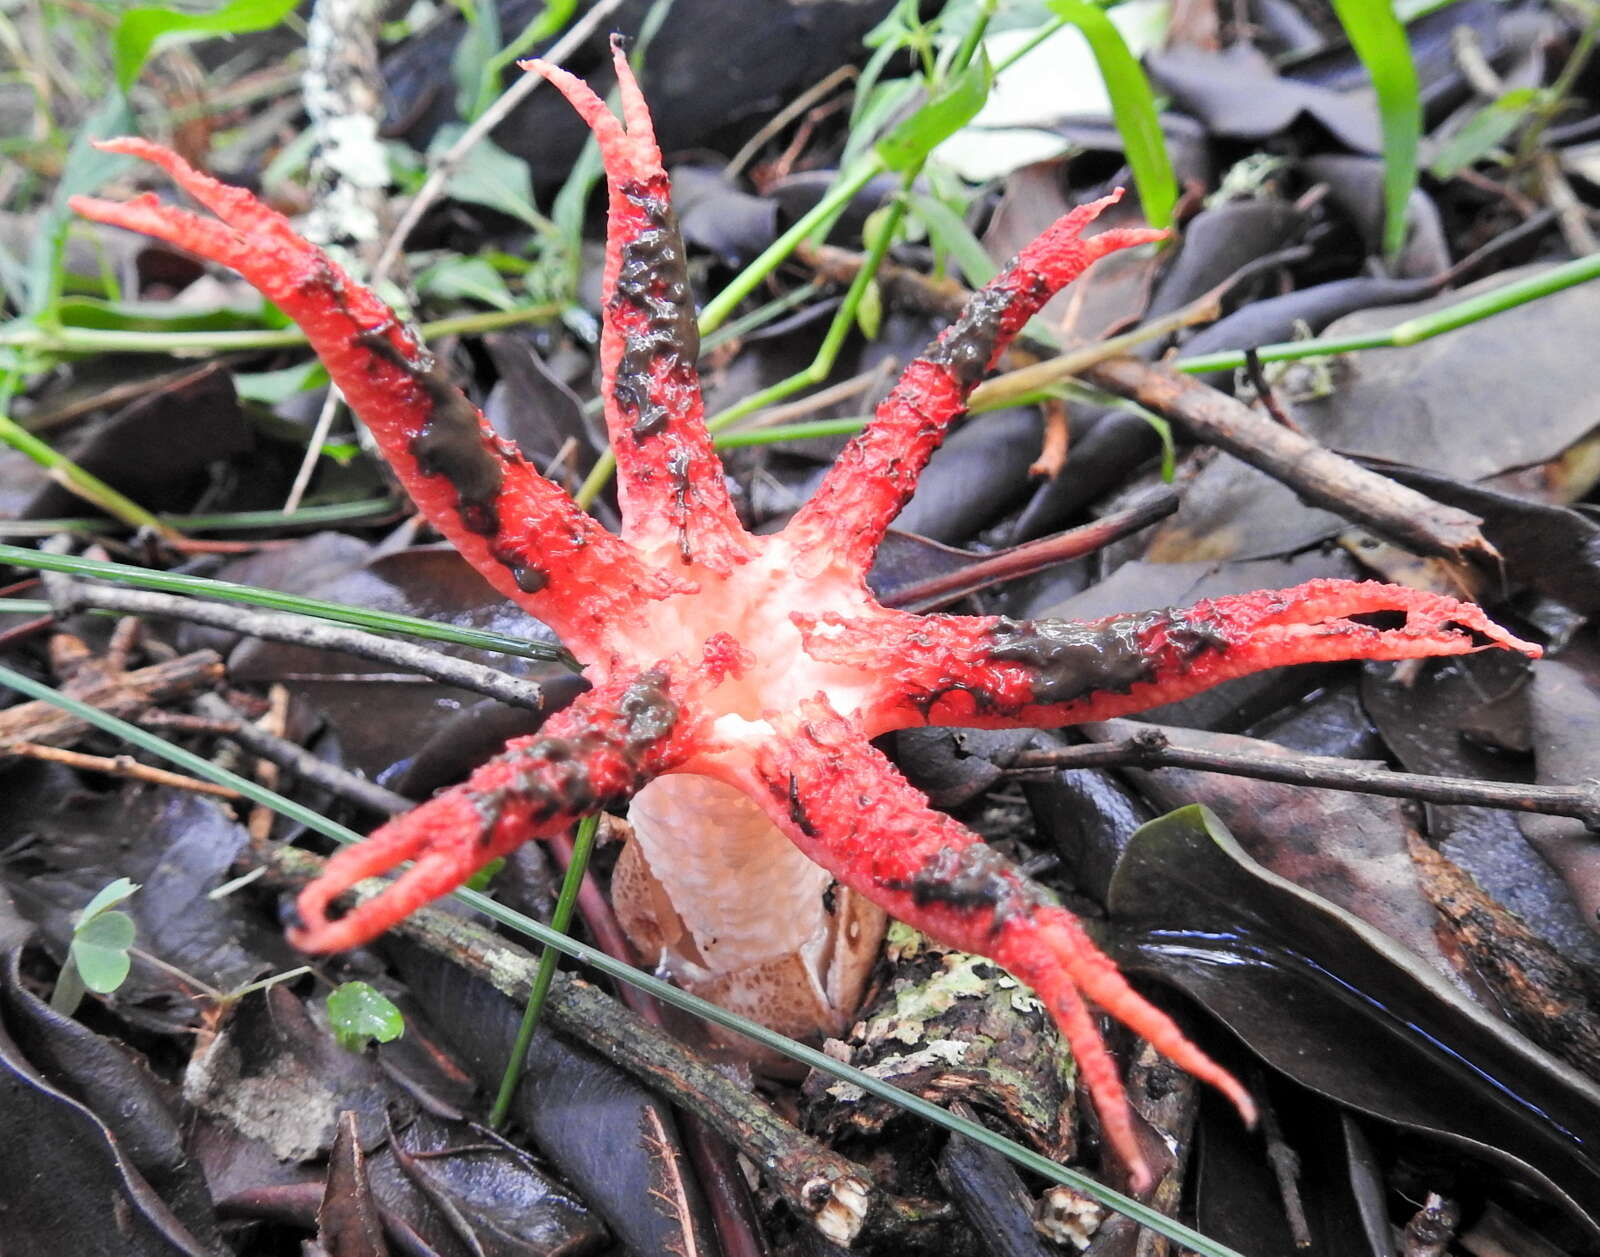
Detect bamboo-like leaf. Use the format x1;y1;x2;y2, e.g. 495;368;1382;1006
1047;0;1177;228
1331;0;1422;261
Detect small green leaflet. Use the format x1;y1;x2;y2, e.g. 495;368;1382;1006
115;0;301;92
877;51;994;172
1429;88;1540;178
1047;0;1177;229
327;981;406;1052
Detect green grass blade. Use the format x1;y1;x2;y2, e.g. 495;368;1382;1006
0;543;574;665
876;50;994;172
1331;0;1421;262
0;661;1249;1257
489;810;598;1128
1047;0;1177;229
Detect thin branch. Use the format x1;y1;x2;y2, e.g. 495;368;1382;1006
5;739;241;798
0;650;224;750
171;693;414;816
1081;355;1494;564
1008;728;1600;832
371;0;628;285
45;578;549;711
883;489;1179;613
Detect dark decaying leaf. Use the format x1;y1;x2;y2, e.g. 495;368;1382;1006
1144;199;1309;323
1303;153;1451;278
1105;804;1600;1239
220;538;565;778
3;784;293;1031
319;1111;388;1257
1192;1090;1373;1257
1023;758;1155;905
1362;654;1600;968
1146;42;1382;152
480;333;598;482
0;946;224;1248
1147;264;1600;563
670;164;780;264
891;407;1044;544
0;947;218;1256
382;0;897;183
1356;460;1600;614
1083;716;1458;981
1521;651;1600;926
893;726;1038;809
378;1110;605;1257
0;362;253;521
185;984;403;1162
388;938;716;1257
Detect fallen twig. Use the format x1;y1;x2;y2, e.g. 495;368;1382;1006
883;489;1179;613
0;650;224;752
1008;728;1600;832
45;578;548;711
4;738;240;797
1080;356;1494;564
164;693;415;816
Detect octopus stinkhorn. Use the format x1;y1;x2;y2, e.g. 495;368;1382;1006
72;41;1538;1191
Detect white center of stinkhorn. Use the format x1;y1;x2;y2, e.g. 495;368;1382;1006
604;536;892;1050
605;534;883;728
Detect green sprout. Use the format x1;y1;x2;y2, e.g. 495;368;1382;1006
51;877;140;1015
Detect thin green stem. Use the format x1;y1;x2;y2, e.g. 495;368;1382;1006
696;157;886;337
0;302;563;357
993;14;1066;71
942;0;994;76
1518;6;1600;163
699;280;825;356
0;497;399;538
1174;249;1600;375
0;658;1246;1257
712;416;867;448
705;179;915;435
0;543;576;666
489;811;599;1128
1;366;173;534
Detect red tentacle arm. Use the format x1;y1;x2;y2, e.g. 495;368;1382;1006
796;579;1541;735
783;194;1166;577
715;698;1255;1193
70;142;680;661
524;43;752;572
291;666;699;952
